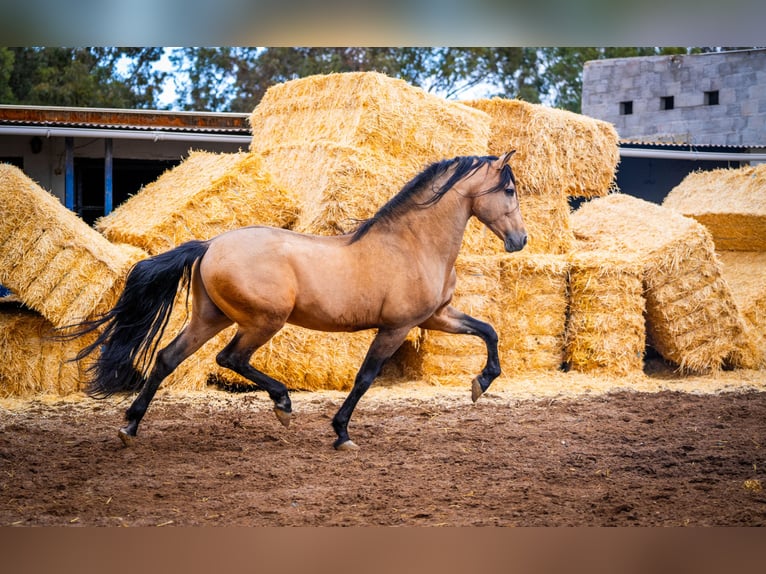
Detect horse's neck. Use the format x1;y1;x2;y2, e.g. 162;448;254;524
379;189;472;264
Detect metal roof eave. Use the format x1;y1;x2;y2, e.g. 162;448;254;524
0;124;252;145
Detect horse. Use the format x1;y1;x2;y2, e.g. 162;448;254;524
64;151;527;450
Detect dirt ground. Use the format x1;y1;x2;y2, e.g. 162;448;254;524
2;366;766;527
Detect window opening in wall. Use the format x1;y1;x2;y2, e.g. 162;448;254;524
620;101;633;115
704;90;719;105
660;96;674;110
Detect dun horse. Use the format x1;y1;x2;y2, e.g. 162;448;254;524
66;152;527;450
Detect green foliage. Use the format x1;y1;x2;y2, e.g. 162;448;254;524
0;48;165;108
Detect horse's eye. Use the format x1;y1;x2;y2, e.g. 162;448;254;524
505;187;516;196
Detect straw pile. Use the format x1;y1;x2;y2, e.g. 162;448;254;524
498;253;569;374
96;151;299;255
417;256;504;384
259;143;418;236
0;164;148;327
662;164;766;251
463;98;620;255
572;193;752;372
418;254;568;385
0;300;95;397
565;250;646;375
249;72;490;174
717;251;766;368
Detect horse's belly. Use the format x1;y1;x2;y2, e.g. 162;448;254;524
286;303;378;332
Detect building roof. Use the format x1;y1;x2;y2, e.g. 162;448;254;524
0;104;250;135
619;139;751;151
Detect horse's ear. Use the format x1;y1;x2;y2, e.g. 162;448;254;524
496;150;516;167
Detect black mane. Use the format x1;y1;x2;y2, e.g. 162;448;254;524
350;154;513;243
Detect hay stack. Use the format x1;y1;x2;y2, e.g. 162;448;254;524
249;72;490;174
418;254;568;385
498;253;569;374
662;164;766;251
717;251;766;368
96;151;299;255
259;143;418;236
572;193;752;372
0;300;95;397
463;98;619;199
0;164;147;327
463;98;619;255
418;256;504;384
565;250;646;375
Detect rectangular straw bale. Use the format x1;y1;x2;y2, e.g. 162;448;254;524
565;250;646;375
463;98;619;199
498;253;569;374
0;301;96;397
662;164;766;251
417;256;504;385
96;151;299;255
249;72;490;173
259;143;418;235
0;164;148;327
572;193;751;372
460;188;575;256
716;251;766;369
419;254;568;387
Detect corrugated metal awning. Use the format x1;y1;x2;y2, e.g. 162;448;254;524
0;104;250;135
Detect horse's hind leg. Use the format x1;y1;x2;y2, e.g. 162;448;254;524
332;327;410;450
215;329;293;427
120;268;232;445
420;304;501;403
120;314;231;445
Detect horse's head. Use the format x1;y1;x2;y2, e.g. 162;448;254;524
468;151;527;253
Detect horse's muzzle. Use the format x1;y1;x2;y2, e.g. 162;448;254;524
504;232;528;253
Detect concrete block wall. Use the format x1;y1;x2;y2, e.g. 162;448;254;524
582;50;766;147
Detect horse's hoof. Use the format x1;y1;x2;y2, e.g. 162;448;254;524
118;427;135;448
471;377;484;403
274;407;291;428
334;439;359;451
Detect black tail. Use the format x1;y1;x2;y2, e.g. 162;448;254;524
62;240;210;398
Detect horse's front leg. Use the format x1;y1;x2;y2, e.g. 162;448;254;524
420;304;501;402
332;327;410;450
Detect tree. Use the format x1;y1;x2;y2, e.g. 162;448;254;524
0;48;166;108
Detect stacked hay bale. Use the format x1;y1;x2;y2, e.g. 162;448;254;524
250;72;490;171
498;254;570;374
96;150;299;255
565;250;645;375
572;193;758;372
0;164;147;328
0;299;95;397
717;251;766;366
250;73;491;235
663;164;766;369
463;98;619;255
0;164;146;396
662;164;766;251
